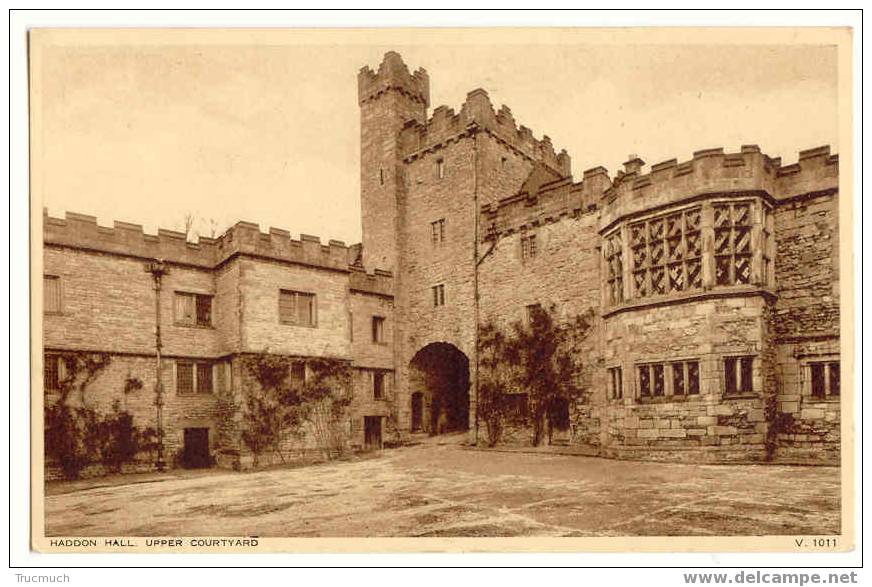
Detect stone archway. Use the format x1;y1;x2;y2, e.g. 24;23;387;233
409;342;470;435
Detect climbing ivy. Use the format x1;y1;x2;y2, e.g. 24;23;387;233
239;352;352;465
477;305;594;446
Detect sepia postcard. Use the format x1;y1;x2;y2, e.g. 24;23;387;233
28;26;855;554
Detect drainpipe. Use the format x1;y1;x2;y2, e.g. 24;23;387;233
470;123;481;446
145;259;168;472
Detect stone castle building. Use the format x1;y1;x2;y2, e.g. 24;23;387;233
43;52;841;468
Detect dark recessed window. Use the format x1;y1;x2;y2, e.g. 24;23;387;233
431;218;445;244
810;361;840;399
724;356;754;395
44;354;63;393
608;367;623;399
639;365;651;397
372;316;386;344
373;371;385;400
432;284;445;307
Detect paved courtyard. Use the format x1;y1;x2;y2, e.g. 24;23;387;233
44;439;840;537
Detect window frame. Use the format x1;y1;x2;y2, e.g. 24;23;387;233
176;361;195;395
44;274;62;314
713;201;754;287
436;158;445;179
807;359;840;400
723;355;756;396
520;233;537;261
278;289;318;327
176;359;215;396
636;359;700;401
43;353;65;394
607;366;623;400
373;370;385;400
430;218;446;245
629;205;703;300
432;284;445;307
174;291;214;328
371;315;386;344
603;230;624;306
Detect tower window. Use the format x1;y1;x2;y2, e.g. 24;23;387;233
432;284;445;307
379;168;384;186
431;218;446;244
521;233;537;260
372;316;386;344
437;158;445;179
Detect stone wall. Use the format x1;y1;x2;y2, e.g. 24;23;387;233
396;137;478;434
42;222;397;471
237;258;352;358
601;296;773;461
478;209;603;447
771;186;840;464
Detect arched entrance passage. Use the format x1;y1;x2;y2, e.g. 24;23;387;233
409;342;470;435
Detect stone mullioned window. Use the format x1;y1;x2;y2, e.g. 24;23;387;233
808;360;840;399
176;360;213;395
604;199;774;306
637;359;700;399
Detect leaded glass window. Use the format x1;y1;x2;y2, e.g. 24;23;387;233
604;231;624;305
714;202;753;286
629;207;702;299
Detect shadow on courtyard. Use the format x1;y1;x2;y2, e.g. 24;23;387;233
44;441;840;537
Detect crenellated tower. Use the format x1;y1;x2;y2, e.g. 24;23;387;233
358;52;429;272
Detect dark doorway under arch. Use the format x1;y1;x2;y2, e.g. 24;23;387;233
409;342;470;435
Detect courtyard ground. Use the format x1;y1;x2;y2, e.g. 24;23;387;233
44;437;840;537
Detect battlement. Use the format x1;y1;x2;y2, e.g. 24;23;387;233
358;51;429;107
480;167;607;239
43;210;394;279
349;265;394;298
598;145;839;232
399;88;571;176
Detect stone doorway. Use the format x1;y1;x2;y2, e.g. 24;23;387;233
411;392;424;432
182;427;211;468
364;416;383;450
409;342;470;435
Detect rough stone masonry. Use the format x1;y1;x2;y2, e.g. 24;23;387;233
42;51;841;472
